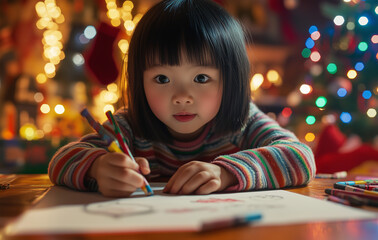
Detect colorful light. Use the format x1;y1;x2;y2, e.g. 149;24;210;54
357;42;368;51
346;22;355;30
333;15;345;26
308;25;318;34
306;115;316;125
118;39;129;54
362;90;372;99
35;0;65;77
84;25;96;39
305;38;315;49
44;62;56;75
305;132;316;142
107;83;118;92
301;48;311;58
40;104;50;114
54;104;65;114
358;16;368;26
250;74;264;91
347;70;357;79
266;70;281;85
281;107;293;118
34;92;44;103
310;51;321;62
327;63;337;74
337;88;347;97
36;73;47;84
19;123;37;141
72;53;84;66
103;104;115;114
367;108;377;118
315;96;327;108
340;112;352;123
354;62;364;71
311;31;321;40
299;84;313;94
372;35;378;44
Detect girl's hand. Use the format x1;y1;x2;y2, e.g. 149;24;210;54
163;161;237;195
88;152;150;197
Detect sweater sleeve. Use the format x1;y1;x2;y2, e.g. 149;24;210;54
212;103;316;192
48;111;134;191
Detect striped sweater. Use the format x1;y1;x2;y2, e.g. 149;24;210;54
48;102;316;192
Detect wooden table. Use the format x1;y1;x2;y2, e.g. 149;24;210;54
1;174;377;240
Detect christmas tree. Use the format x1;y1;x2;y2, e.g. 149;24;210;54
295;0;378;144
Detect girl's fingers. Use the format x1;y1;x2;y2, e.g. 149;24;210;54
134;157;151;175
164;163;202;194
100;165;144;187
106;153;139;170
195;179;220;195
178;171;212;194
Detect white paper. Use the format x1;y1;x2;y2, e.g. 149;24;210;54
5;183;377;235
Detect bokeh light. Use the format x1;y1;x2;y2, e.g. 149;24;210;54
333;15;345;26
340;112;352;123
367;108;377;118
305;132;316;142
337;88;347;97
327;63;337;74
306;115;316;125
300;84;313;94
315;96;327;108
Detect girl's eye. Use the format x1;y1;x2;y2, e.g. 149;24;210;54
194;74;210;83
154;75;170;84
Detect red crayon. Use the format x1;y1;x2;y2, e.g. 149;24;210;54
327;195;363;207
353;184;378;191
333;184;378;196
325;188;378;201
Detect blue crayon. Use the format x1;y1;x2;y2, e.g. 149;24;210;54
336;180;378;186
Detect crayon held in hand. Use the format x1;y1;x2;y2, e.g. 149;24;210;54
81;108;153;196
105;110;153;196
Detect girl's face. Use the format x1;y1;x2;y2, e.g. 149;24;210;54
143;57;223;141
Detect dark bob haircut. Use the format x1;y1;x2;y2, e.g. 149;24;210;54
125;0;251;142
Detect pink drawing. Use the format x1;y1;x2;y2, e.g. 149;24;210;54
194;198;243;203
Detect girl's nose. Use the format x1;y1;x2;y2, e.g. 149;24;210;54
172;91;193;105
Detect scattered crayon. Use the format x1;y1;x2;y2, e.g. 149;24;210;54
333;184;378;197
353;184;378;192
325;188;378;201
327;195;363;207
336;180;378;186
316;171;347;179
325;189;378;207
201;213;262;232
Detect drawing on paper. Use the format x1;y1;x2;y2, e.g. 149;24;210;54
85;200;153;218
84;194;286;218
166;207;217;213
248;195;284;201
193;198;243;203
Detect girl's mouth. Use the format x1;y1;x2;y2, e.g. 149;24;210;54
173;113;196;122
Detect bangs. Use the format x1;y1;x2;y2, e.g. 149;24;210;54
145;38;216;68
138;1;224;70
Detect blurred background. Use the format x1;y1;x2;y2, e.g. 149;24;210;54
0;0;377;174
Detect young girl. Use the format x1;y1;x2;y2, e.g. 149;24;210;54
49;0;315;197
